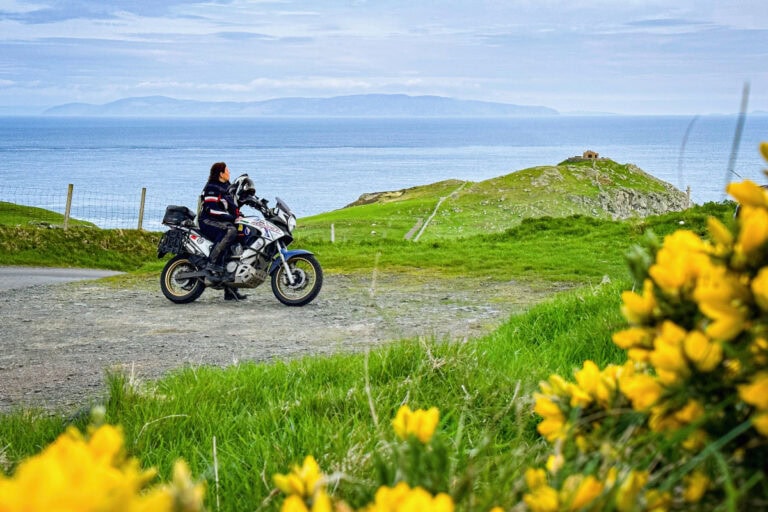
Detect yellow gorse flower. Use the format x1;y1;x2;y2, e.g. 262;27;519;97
273;455;325;499
364;482;454;512
648;230;711;296
391;405;440;443
736;204;768;256
620;279;657;324
738;371;768;410
682;330;722;372
561;474;603;511
0;424;201;512
727;180;768;208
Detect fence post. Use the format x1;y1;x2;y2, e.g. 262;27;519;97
137;187;147;230
330;223;335;243
63;184;73;230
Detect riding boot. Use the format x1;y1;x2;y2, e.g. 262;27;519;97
224;287;248;301
205;243;227;281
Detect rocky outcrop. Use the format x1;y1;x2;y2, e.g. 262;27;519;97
598;188;689;219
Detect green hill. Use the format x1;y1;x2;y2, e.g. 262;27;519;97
300;158;689;242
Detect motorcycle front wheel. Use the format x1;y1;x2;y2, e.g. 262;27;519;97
271;254;323;306
160;255;206;304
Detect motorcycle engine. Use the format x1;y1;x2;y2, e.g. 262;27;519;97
227;255;269;287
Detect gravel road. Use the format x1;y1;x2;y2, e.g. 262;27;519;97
0;273;559;414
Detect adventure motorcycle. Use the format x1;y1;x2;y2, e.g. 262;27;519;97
156;174;323;306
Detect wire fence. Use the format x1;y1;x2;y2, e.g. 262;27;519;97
0;184;171;231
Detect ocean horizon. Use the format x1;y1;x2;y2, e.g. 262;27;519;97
1;115;767;230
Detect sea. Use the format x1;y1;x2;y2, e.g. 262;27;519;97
1;115;767;230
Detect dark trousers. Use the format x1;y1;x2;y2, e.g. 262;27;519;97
200;218;237;264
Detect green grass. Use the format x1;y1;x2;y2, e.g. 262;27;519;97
0;199;737;510
0;201;96;228
0;225;161;270
0;282;626;511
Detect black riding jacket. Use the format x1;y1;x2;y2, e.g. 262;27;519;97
199;180;239;223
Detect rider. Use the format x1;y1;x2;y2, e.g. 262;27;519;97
198;162;247;300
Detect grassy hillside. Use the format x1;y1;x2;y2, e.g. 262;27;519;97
299;159;687;242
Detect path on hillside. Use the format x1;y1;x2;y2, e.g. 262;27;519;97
0;272;565;413
406;181;467;241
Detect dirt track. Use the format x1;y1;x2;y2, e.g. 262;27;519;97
0;273;560;414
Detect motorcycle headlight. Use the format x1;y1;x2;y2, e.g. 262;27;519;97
288;215;297;232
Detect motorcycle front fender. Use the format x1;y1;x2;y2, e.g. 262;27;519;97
269;248;314;275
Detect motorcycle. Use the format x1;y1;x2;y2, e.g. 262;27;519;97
156;174;323;306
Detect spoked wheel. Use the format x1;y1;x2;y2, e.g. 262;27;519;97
271;254;323;306
160;255;206;304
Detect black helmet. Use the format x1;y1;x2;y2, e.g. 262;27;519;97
229;174;256;203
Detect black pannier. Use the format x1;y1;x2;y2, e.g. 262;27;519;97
157;228;187;258
162;205;196;226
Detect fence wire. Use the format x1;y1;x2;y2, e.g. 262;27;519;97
0;184;170;231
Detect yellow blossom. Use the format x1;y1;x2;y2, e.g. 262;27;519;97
736;205;768;255
753;412;768;436
365;482;454;512
649;321;690;382
620;279;657;324
574;360;617;407
649;231;710;295
645;489;672;512
728;180;768;208
273;455;324;499
391;405;440;443
620;373;662;411
612;327;651;350
533;395;568;442
523;484;559;512
683;471;709;503
545;453;564;474
750;337;768;365
525;468;548;490
674;400;704;425
0;424;187;512
752;267;768;311
282;495;311;512
693;263;750;341
561;474;603;511
761;141;768;163
707;216;734;250
566;382;593;408
615;470;648;512
574;360;600;400
682;330;722;372
738;372;768;410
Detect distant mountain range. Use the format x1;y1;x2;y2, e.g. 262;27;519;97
42;94;560;117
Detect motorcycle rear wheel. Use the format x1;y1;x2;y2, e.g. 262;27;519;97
271;254;323;306
160;255;206;303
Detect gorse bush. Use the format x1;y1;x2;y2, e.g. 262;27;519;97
525;143;768;511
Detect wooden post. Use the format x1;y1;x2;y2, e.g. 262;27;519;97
330;223;335;243
137;187;147;230
63;184;73;230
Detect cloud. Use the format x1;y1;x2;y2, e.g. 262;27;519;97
0;0;765;114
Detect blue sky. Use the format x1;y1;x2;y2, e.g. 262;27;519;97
0;0;766;114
